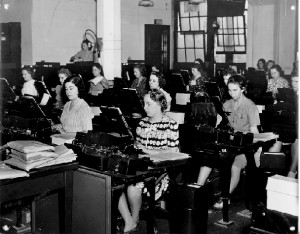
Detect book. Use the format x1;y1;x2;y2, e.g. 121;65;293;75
51;133;76;145
7;141;55;153
0;163;29;180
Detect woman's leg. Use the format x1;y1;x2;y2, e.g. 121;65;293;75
197;166;213;185
127;185;142;225
288;139;298;177
229;154;247;194
118;192;135;232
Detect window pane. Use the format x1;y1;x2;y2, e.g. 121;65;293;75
180;2;189;17
199;2;207;16
227;17;233;28
186;49;195;62
228;35;234;46
215;54;226;63
239;35;245;45
185;34;194;48
190;17;200;31
235;46;245;52
237;16;244;28
195;34;204;48
233;54;246;63
177;49;186;62
200;17;207;31
181;18;190;31
228;29;234;34
177;32;185;48
217;35;224;46
234;35;240;45
195;49;205;61
216;46;223;52
190;11;199;17
225;46;234;52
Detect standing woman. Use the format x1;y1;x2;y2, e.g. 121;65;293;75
88;63;109;96
52;75;94;133
118;90;179;233
131;64;148;100
267;64;290;98
149;71;172;111
21;65;51;106
186;63;206;95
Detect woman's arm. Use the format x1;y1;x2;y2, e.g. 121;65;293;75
101;77;109;89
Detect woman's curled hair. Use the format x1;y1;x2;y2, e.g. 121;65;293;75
148;89;168;112
227;74;247;89
63;74;85;98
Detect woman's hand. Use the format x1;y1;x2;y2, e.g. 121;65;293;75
52;124;63;133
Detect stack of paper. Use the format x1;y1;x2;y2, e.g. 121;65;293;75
51;133;76;145
253;132;279;143
0;162;29;180
148;152;190;163
4;141;77;171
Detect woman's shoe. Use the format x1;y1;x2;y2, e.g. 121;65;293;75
213;199;230;209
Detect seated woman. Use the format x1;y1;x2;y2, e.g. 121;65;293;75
267;64;290;98
118;90;179;233
186;63;206;95
52;75;94;133
256;58;267;72
88;63;109;96
220;68;237;101
266;60;275;79
21;65;51;107
54;68;72;109
149;71;172;111
131;64;148;101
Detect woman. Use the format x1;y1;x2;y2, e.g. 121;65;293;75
197;75;261;208
266;60;275;79
88;63;109;96
52;75;94;133
130;64;148;100
21;65;51;106
149;71;171;111
256;58;267;72
118;90;179;233
186;63;206;95
54;68;72;109
220;69;238;101
70;39;96;62
267;64;290;98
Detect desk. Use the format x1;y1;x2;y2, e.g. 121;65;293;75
197;139;275;227
0;162;78;233
72;159;188;234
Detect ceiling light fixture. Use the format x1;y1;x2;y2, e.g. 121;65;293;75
138;0;154;7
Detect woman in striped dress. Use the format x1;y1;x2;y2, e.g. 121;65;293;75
52;75;93;133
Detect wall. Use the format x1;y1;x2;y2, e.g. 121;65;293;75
0;0;96;65
247;0;297;73
121;0;173;67
0;0;33;65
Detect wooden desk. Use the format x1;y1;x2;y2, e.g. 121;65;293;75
72;159;189;234
0;162;78;233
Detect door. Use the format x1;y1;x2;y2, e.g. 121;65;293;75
145;24;170;74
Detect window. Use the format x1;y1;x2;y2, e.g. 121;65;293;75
216;15;246;53
176;1;207;63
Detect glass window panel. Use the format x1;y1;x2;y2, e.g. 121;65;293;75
185;34;194;48
195;49;205;61
181;18;190;31
222;17;227;28
238;29;244;34
190;11;199;17
225;46;234;52
186;49;195;62
237;16;244;28
239;35;245;45
215;54;226;63
177;32;185;48
199;2;207;16
217;35;224;46
234;28;238;34
227;17;233;28
195;34;204;48
223;29;228;34
234;17;238;28
234;35;240;45
228;29;234;34
216;46;223;52
180;2;189;17
235;46;245;52
190;17;200;31
200;17;207;31
228;35;234;46
177;49;186;62
233;54;246;63
218;29;223;34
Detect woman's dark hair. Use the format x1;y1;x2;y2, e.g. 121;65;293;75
58;68;72;77
92;63;104;77
133;64;147;77
22;66;35;79
257;58;267;71
147;89;168;112
195;58;204;68
270;64;284;77
63;74;85;98
150;71;166;89
82;39;92;50
191;63;202;72
223;68;237;78
152;64;161;72
227;74;247;89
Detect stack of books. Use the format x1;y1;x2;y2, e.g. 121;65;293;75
4;141;77;171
